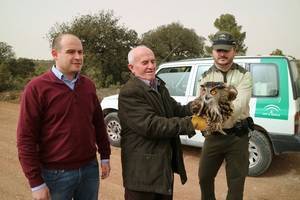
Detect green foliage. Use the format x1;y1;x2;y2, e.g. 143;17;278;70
270;49;297;59
8;58;35;78
0;62;12;91
47;10;139;87
141;22;205;64
33;59;53;76
0;41;40;92
270;49;284;56
205;13;247;56
0;58;37;91
0;41;37;91
0;42;15;63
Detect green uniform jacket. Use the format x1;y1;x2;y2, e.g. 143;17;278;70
118;75;196;195
199;63;252;129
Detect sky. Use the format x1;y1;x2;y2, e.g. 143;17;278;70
1;0;300;60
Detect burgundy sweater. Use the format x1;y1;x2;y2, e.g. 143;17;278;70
17;71;111;187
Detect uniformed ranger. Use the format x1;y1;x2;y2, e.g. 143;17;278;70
198;31;253;200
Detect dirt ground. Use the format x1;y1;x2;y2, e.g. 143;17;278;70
1;101;300;200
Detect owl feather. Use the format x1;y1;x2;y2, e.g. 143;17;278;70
191;82;237;135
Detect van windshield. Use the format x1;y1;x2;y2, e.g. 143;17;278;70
157;66;191;96
290;60;300;98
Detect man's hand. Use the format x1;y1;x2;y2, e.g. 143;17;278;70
101;161;111;179
191;115;207;131
32;186;50;200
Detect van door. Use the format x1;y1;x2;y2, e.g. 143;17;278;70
250;58;292;135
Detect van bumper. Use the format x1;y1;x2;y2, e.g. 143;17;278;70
269;134;300;155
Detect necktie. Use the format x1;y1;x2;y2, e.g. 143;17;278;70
150;79;157;91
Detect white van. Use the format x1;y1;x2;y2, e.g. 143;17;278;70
100;56;300;176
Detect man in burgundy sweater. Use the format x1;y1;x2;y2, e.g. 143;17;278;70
17;33;111;200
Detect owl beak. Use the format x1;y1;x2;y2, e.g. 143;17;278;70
205;95;211;102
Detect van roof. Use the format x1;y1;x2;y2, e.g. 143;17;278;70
159;55;293;66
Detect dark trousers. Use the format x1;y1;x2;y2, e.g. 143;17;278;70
125;188;173;200
198;134;249;200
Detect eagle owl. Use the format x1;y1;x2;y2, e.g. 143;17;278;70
191;82;238;135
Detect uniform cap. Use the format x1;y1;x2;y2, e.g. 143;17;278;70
212;31;236;51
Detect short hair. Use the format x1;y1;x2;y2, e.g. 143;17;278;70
128;45;150;64
51;33;79;50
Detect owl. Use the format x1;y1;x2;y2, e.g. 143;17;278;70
191;81;238;135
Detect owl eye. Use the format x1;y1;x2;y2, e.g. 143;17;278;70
210;89;217;95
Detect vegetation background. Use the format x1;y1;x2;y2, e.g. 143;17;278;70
0;11;298;101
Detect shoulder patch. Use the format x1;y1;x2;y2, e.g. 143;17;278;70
234;63;248;74
202;66;215;79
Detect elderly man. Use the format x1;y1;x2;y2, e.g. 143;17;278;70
118;45;206;200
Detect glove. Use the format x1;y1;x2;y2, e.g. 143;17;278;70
191;115;207;131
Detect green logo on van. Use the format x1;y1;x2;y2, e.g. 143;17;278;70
261;104;281;117
254;58;289;120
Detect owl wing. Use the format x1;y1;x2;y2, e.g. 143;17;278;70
191;96;206;115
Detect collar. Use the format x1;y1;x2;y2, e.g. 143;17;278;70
51;65;79;81
140;78;151;87
139;77;158;91
130;74;162;90
212;63;237;72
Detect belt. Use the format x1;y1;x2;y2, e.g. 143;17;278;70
223;118;249;135
211;118;251;136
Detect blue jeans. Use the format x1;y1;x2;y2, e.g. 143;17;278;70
42;159;99;200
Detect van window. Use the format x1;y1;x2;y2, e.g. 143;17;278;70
250;63;279;97
157;66;191;96
290;60;300;98
193;65;210;96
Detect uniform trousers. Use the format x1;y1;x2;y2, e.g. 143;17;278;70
198;133;249;200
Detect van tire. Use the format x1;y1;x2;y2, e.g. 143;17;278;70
104;112;121;147
248;130;273;176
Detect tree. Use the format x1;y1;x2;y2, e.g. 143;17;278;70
141;22;205;64
270;49;284;56
205;14;247;56
0;42;15;63
33;59;53;76
0;58;36;91
270;49;297;59
47;10;139;87
0;62;12;91
7;58;35;78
